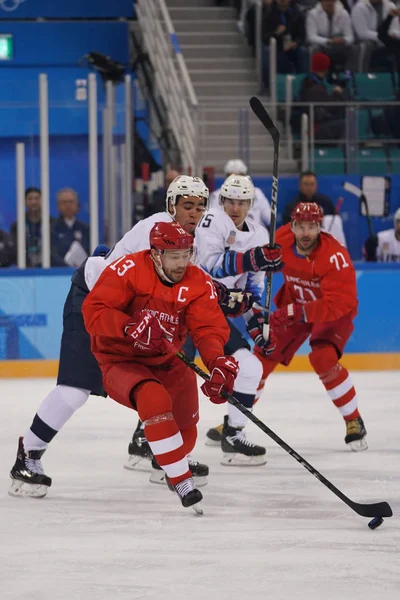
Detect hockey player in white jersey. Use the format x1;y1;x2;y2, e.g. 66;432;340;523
364;208;400;262
8;175;213;498
208;159;272;229
195;175;283;465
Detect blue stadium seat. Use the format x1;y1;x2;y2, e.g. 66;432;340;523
388;148;400;174
358;109;372;139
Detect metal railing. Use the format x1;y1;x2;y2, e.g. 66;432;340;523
135;0;198;173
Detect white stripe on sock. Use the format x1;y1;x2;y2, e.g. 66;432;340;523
148;431;183;456
336;395;358;417
162;457;189;479
327;376;353;401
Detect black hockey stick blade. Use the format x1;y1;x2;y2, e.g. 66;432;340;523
249;96;279;142
176;350;393;521
348;500;393;519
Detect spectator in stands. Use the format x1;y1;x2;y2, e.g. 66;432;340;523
351;0;400;71
262;0;308;88
144;168;180;218
51;188;90;267
0;228;15;267
364;208;400;261
294;51;346;140
306;0;355;72
10;187;55;268
378;7;400;75
282;170;336;223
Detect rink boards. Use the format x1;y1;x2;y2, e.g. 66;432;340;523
0;265;399;376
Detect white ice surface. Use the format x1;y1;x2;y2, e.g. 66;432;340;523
0;372;399;600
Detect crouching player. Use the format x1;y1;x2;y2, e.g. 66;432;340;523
253;202;367;450
81;222;238;511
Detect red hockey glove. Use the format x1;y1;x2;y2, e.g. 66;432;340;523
246;314;277;356
201;356;239;404
270;303;305;328
242;244;283;273
124;312;172;354
214;280;254;317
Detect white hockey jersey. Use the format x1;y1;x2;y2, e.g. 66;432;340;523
84;212;173;290
208;186;272;229
376;228;400;262
195;209;269;304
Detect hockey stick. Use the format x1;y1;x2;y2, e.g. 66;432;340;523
249;96;279;340
343;182;374;237
177;350;393;521
327;197;344;233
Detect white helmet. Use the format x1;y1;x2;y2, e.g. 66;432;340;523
394;207;400;225
166;175;209;216
224;159;248;176
219;174;255;209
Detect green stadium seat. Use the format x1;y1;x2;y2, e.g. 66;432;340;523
358;148;387;174
358;109;372;139
354;73;395;101
312;147;345;175
388;148;400;173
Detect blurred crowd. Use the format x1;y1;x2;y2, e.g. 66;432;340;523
0;187;90;268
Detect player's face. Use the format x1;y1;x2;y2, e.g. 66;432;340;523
292;221;320;253
174;196;207;234
161;249;193;282
222;198;250;227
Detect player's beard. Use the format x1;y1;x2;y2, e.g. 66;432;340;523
165;268;185;283
296;235;318;253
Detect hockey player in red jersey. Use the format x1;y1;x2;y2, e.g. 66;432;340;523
208;202;367;451
255;202;367;450
81;222;237;511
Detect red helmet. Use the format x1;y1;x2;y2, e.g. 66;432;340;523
291;202;323;224
150;221;194;251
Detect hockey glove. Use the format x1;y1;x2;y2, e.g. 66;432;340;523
124;312;172;354
270;303;305;328
246;314;276;356
242;244;283;273
214;280;254;317
201;356;239;404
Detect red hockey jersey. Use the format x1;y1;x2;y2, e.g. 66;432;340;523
82;250;229;368
274;224;358;323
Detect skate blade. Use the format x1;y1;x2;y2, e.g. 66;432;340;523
8;479;49;499
149;469;208;487
220;452;267;467
124;454;151;472
347;438;368;452
204;438;221;447
192;502;203;516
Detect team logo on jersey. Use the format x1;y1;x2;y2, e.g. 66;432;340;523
226;230;236;245
0;0;26;12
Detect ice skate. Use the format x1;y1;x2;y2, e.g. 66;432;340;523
345;416;368;451
9;437;52;498
149;456;209;487
221;416;267;466
124;420;152;471
167;475;203;514
205;423;224;446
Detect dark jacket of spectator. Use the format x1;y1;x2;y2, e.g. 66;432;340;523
0;229;16;267
263;1;306;50
50;217;90;267
282;192;336;223
10;217;55;268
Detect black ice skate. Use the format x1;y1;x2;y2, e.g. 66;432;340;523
167;476;203;514
9;437;52;498
124;419;152;471
221;415;267;466
150;456;209;487
345;416;368;452
205;423;224;447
